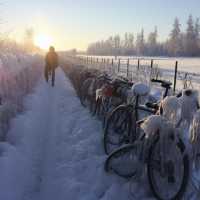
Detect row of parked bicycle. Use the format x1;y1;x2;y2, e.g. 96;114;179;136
66;63;200;200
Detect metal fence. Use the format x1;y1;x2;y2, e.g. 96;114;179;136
71;55;200;93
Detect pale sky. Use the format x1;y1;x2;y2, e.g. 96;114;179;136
3;0;200;50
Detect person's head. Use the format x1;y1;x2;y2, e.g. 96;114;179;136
49;46;55;52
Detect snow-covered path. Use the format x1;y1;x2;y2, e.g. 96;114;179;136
0;68;147;200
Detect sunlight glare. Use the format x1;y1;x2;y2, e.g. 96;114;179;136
34;35;53;50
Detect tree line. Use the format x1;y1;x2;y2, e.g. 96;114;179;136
87;15;200;57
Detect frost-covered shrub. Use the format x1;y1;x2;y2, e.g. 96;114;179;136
0;52;43;140
161;96;182;126
0;102;17;140
190;110;200;169
179;89;199;125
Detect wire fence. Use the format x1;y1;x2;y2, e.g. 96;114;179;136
69;55;200;93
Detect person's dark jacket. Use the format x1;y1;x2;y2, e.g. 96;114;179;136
45;51;58;70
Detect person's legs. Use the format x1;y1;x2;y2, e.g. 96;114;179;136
44;65;49;82
52;67;55;87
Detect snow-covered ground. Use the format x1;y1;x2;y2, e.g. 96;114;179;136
0;68;133;200
0;67;199;200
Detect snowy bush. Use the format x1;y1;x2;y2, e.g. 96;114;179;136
190;110;200;169
0;52;43;140
161;96;182;126
179;89;199;125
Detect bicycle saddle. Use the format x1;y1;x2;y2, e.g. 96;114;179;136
151;79;172;88
131;83;150;96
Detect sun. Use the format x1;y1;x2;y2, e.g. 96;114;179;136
34;34;53;50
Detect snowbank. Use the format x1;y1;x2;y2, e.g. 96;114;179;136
0;52;43;140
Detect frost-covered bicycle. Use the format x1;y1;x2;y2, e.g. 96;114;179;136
103;79;172;154
94;77;132;127
105;96;190;200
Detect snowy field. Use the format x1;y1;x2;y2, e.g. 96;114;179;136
79;55;200;73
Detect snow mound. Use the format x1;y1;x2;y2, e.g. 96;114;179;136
0;52;43;140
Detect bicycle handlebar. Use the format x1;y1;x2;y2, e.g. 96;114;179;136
151;79;163;83
151;79;172;88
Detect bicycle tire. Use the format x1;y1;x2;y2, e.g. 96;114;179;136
105;144;139;178
98;98;110;125
147;135;189;200
80;79;91;107
103;105;132;154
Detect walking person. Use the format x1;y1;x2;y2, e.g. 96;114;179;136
44;46;59;87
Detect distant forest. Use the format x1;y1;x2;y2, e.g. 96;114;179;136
87;15;200;57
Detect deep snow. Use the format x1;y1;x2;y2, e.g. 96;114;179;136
0;67;199;200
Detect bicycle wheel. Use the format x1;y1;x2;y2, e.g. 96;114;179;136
80;80;91;107
103;105;133;154
105;144;140;178
101;97;111;128
147;135;189;200
96;97;104;118
99;97;111;126
89;97;96;114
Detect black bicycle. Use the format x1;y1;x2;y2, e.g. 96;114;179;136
103;79;172;155
105;119;189;200
94;78;132;127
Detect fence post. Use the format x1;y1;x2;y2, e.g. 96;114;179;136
127;59;129;78
118;59;121;72
173;61;178;93
150;59;154;69
137;59;140;70
106;59;109;72
101;58;103;69
111;59;114;74
97;58;98;63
